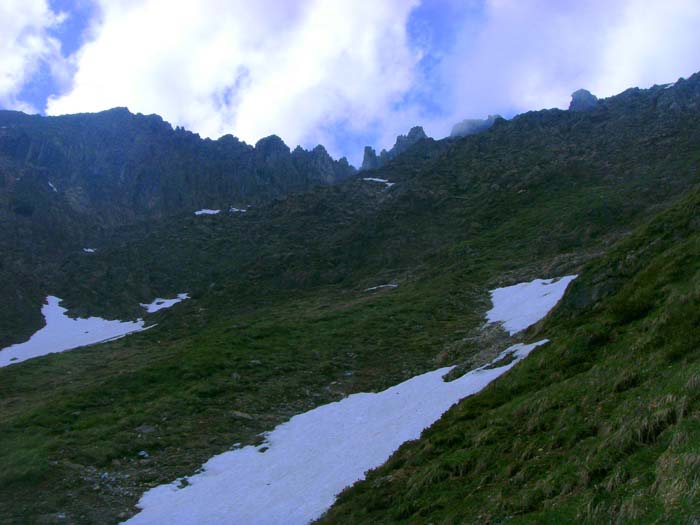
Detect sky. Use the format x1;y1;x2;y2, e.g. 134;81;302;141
1;0;699;166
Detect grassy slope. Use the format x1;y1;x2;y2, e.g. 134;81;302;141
320;191;700;524
1;76;700;523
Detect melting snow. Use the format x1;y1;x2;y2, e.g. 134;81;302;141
486;275;577;335
122;274;575;524
194;209;220;216
48;181;58;192
124;340;548;525
0;297;148;368
229;207;247;213
364;284;398;292
140;293;190;313
362;177;395;188
83;248;97;253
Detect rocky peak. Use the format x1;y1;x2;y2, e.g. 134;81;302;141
361;146;379;171
254;135;290;158
406;126;427;142
569;89;598;111
450;115;502;138
360;126;428;171
392;126;427;156
290;144;356;183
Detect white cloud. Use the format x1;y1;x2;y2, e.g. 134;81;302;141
0;0;66;112
430;0;700;138
28;0;700;161
47;0;422;160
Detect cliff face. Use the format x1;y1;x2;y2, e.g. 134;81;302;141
0;108;354;227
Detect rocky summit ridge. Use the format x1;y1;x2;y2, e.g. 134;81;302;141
360;125;428;171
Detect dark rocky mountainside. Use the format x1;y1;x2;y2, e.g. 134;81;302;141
0;107;354;227
0;108;354;343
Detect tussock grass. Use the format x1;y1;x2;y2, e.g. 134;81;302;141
320;191;700;524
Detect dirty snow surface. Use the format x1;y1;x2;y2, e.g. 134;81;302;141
0;296;147;367
486;275;577;335
362;177;395;188
194;209;220;216
140;293;190;313
125;340;548;525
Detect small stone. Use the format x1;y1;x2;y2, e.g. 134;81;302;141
138;450;149;458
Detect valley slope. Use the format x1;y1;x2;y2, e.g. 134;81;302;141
1;74;700;523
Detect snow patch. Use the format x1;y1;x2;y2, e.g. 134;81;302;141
48;181;58;192
0;297;149;368
124;339;548;525
486;275;577;335
82;248;97;253
364;284;398;292
194;209;220;216
362;177;395;188
229;206;248;213
140;293;190;313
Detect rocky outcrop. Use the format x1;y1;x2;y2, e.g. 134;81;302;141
392;126;427;157
450;115;502;138
292;145;355;184
360;126;428;171
361;146;380;171
569;89;598;111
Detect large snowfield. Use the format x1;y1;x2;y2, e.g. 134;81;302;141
124;275;577;525
0;293;189;367
0;275;576;521
125;340;548;525
486;275;577;334
0;296;147;367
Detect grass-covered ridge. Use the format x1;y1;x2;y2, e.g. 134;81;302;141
319;190;700;524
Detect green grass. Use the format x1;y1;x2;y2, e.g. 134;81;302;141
0;268;502;523
2;75;700;524
319;191;700;524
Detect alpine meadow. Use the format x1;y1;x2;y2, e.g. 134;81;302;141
2;2;700;524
